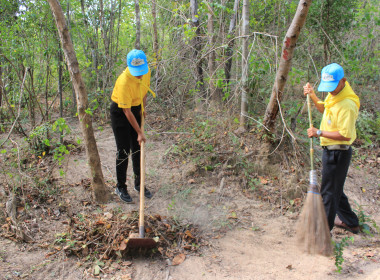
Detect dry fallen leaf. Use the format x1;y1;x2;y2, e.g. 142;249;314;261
104;212;113;219
229;211;237;219
185;230;194;239
259;177;268;184
119;240;127;251
172;253;186;266
123;261;132;267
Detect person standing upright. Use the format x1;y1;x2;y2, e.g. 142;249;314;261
303;63;360;233
110;49;154;203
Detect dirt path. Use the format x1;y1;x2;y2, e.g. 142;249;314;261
1;125;379;280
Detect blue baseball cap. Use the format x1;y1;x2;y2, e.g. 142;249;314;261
126;49;149;76
318;63;344;92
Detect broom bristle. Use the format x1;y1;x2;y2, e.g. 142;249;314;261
296;189;333;256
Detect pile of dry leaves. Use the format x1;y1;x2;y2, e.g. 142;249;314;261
49;209;203;262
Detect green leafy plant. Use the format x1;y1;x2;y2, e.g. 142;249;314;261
27;123;52;155
356;110;380;146
333;236;354;273
354;202;379;236
26;118;77;176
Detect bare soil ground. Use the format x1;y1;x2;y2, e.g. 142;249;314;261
0;116;379;280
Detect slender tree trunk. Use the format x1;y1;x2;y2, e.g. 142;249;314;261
58;48;63;142
45;62;50;122
262;0;312;133
224;0;239;90
0;65;3;109
27;68;35;127
190;0;205;106
115;0;122;59
58;49;63;116
152;0;160;93
67;0;77;113
207;3;217;101
135;0;141;49
240;0;249;127
152;0;159;57
323;0;331;65
47;0;109;204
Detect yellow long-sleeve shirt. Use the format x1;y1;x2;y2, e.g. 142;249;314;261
111;67;151;108
319;82;360;146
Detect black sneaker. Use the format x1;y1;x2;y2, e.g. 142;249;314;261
115;185;133;203
134;185;152;199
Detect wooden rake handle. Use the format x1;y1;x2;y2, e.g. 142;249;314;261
139;116;146;238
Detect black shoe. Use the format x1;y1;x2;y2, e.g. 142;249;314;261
115;185;133;203
134;185;152;199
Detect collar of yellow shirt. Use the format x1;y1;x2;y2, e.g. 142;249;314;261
126;70;156;115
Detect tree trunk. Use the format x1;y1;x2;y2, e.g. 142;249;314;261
0;65;3;109
66;1;77;113
152;0;160;93
135;0;141;49
47;0;109;204
27;68;36;128
45;62;50;122
190;0;205;106
152;0;159;57
58;49;63;119
239;0;249;127
323;0;331;65
58;48;63;143
224;0;239;87
262;0;312;133
207;3;216;101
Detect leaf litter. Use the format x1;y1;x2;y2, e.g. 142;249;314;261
49;209;204;261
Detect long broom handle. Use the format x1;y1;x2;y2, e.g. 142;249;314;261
306;94;314;171
139;116;146;238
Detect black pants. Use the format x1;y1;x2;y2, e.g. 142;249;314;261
110;102;141;188
321;147;359;230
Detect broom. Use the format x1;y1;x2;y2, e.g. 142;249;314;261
296;93;333;256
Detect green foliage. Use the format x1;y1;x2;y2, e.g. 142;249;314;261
171;119;217;162
27;123;52;155
354;202;379;236
356;110;380;145
307;0;358;44
333;236;354;273
26;118;76;176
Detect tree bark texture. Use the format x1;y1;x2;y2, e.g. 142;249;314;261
0;65;3;108
152;0;159;58
47;0;109;204
239;0;249;127
263;0;312;133
207;3;216;101
190;0;205;102
135;0;141;49
27;68;36;127
152;0;160;92
224;0;239;85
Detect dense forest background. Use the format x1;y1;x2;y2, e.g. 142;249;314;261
1;0;378;140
